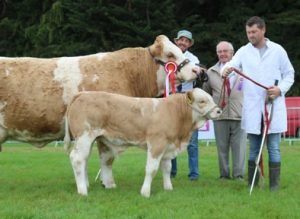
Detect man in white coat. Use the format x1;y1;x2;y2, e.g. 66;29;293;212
223;16;294;191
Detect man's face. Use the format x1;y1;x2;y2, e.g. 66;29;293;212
246;24;265;47
175;37;192;52
216;43;233;64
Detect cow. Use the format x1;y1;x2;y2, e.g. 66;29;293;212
0;35;200;150
64;88;222;197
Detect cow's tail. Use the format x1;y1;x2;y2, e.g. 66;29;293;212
63;116;72;155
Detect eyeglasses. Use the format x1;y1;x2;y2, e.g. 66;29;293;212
217;49;233;54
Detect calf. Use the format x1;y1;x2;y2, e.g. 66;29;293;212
0;35;199;149
64;88;221;197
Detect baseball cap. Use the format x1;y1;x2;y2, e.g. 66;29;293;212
174;30;194;45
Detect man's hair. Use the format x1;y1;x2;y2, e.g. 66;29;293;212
246;16;266;29
216;41;234;52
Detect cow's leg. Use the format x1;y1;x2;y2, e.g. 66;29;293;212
141;143;165;198
96;140;116;189
0;127;8;152
160;158;173;191
70;134;94;195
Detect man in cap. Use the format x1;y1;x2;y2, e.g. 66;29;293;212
171;30;200;181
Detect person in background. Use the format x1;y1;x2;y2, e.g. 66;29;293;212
171;30;200;181
202;41;246;180
222;16;294;191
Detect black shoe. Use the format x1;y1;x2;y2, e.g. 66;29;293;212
189;176;198;181
219;176;231;180
234;176;244;181
171;174;176;178
269;162;280;191
248;160;259;187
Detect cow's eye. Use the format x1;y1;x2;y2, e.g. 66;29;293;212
167;52;175;59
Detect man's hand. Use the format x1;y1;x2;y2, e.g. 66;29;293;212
267;86;281;100
222;67;234;78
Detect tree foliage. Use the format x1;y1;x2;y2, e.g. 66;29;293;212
0;0;299;95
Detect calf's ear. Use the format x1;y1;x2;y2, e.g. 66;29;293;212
186;91;194;104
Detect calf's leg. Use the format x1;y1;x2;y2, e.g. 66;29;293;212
160;158;173;191
70;134;94;195
141;142;164;198
96;140;116;188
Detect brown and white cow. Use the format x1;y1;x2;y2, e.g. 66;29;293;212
64;88;221;197
0;35;199;149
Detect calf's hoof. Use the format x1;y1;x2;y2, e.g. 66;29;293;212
140;188;151;198
77;189;88;196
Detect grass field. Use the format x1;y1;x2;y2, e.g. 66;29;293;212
0;141;299;219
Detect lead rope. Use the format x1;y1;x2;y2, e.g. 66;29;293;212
220;77;231;109
221;67;268;108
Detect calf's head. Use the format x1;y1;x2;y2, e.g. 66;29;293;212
186;88;222;127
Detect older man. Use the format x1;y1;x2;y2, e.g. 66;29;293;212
203;41;246;180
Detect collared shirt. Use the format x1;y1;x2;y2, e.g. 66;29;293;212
223;39;294;134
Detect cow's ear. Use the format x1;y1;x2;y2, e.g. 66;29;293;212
149;36;163;57
186;91;194;104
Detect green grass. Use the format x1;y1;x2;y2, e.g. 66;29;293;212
0;141;299;219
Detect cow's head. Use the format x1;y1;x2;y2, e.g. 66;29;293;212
186;88;222;128
148;35;199;84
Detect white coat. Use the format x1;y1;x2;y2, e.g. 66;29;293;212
224;39;294;134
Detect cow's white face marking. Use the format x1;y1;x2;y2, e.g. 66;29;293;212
162;37;184;63
155;36;197;90
53;57;83;104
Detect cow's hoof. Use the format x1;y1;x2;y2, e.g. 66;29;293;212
78;190;88;196
164;184;173;191
105;183;116;189
103;182;116;189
